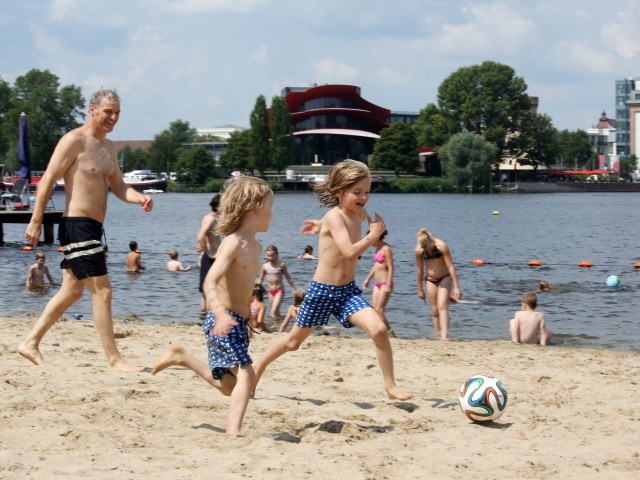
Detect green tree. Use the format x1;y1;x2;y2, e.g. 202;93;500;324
118;145;149;172
518;113;560;170
250;95;270;175
0;76;13;162
414;102;454;148
436;61;531;164
619;154;637;180
219;130;252;174
1;69;84;172
557;129;593;169
371;123;419;176
147;119;196;174
439;132;498;190
269;95;294;172
175;145;214;187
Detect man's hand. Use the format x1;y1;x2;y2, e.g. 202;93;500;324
25;221;42;247
140;195;153;212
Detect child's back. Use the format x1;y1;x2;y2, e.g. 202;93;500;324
509;293;549;345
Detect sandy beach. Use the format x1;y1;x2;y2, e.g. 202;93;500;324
1;314;639;479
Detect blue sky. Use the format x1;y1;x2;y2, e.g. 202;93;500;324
1;0;639;140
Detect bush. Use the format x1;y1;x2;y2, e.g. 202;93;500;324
390;177;457;193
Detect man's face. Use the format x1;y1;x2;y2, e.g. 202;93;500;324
91;98;121;133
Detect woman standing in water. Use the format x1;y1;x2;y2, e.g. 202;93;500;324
414;227;461;340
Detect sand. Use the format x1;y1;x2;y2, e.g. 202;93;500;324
1;314;639;479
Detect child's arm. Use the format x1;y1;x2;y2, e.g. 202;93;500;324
281;263;296;291
539;314;548;346
256;303;270;332
44;266;55;285
256;264;266;284
384;246;394;292
26;266;34;288
279;305;294;332
325;210;386;260
362;264;375;289
203;238;240;337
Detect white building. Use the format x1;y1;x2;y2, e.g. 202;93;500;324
586;111;617;169
196;125;245;140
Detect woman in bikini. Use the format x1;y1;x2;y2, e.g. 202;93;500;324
257;245;297;319
414;227;461;340
362;230;395;337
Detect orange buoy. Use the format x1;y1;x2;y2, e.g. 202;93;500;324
57;247;63;252
22;245;33;251
527;260;541;266
472;259;486;265
634;262;640;269
578;261;592;268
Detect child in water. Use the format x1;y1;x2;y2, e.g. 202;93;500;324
253;159;411;401
278;289;307;333
257;245;297;318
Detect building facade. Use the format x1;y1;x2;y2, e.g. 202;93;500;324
614;77;640;157
586;111;617;166
280;84;416;165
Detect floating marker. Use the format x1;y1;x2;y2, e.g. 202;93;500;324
527;260;541;266
472;259;486;265
22;246;33;251
578;261;592;268
492;210;500;215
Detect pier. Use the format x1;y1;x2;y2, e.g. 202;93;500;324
0;210;64;245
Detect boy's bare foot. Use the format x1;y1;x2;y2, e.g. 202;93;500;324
386;386;413;401
151;343;185;375
17;342;45;365
108;357;146;372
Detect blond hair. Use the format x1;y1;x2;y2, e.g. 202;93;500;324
416;228;434;249
215;176;272;236
313;159;371;208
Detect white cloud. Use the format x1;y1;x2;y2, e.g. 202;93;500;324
427;2;537;57
144;0;266;14
551;41;618;75
48;0;78;22
600;9;640;60
250;45;268;64
378;67;410;85
31;24;64;56
313;58;359;83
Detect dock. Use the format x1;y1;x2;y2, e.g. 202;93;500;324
0;210;64;245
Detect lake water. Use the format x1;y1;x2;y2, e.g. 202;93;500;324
1;190;639;353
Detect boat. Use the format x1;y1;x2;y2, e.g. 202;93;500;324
123;170;168;192
143;188;164;194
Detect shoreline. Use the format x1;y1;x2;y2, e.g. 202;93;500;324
2;315;639;479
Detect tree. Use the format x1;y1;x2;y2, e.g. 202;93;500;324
0;69;84;172
371;123;419;176
557;129;593;169
175;145;214;187
0;76;13;162
518;113;560;170
147;119;196;174
249;95;270;175
439;132;498;190
435;61;531;164
620;154;638;180
119;145;149;172
414;103;455;149
219;130;252;174
269;95;294;172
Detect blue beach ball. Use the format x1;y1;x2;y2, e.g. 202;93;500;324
606;275;621;288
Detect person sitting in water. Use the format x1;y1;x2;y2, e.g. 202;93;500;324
509;293;551;345
166;250;192;272
297;245;317;260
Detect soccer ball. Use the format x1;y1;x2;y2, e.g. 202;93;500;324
458;374;508;422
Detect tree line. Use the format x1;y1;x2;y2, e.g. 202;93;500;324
2;65;636;193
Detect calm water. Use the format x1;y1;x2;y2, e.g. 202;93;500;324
1;191;639;352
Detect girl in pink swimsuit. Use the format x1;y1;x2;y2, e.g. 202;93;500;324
257;245;297;319
362;230;395;336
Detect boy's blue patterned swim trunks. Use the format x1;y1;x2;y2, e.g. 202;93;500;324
203;310;251;379
296;280;370;329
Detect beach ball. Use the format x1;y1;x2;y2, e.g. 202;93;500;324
606;275;621;288
492;210;500;215
458;374;507;422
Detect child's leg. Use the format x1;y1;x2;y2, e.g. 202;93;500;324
226;364;256;435
253;326;315;386
269;291;284;318
349;307;412;401
152;343;236;395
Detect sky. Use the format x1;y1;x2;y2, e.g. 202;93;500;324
2;0;639;140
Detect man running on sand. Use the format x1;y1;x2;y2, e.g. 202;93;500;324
18;88;153;372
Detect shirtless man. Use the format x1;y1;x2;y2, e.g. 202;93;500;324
17;89;153;371
127;240;145;272
509;293;550;345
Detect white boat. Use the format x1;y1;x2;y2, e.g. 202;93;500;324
123;170;168;191
143;188;164;194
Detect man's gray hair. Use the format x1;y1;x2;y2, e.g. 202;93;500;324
89;88;120;106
